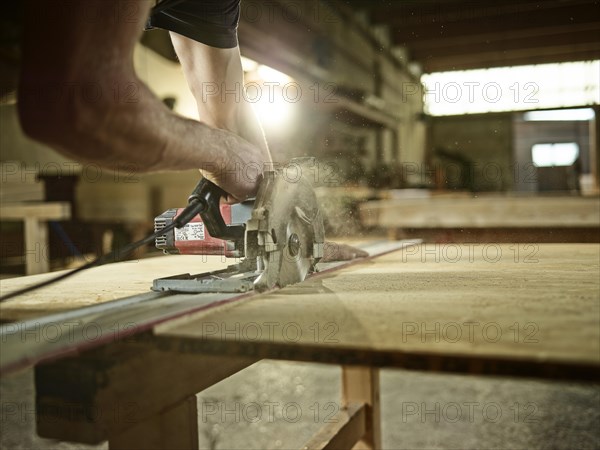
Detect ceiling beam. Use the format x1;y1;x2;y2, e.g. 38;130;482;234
339;0;600;71
410;25;600;59
382;2;600;45
367;0;596;27
420;42;600;72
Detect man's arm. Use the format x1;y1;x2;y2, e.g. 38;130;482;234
18;0;268;200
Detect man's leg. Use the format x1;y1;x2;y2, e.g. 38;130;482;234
170;35;270;163
171;34;271;199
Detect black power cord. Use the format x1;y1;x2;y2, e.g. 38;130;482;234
0;178;215;303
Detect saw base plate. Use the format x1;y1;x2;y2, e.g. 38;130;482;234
151;260;260;294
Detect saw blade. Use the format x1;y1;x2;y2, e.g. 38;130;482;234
246;159;324;292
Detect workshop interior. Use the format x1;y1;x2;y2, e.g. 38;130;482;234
1;1;599;449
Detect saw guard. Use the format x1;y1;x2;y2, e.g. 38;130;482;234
245;160;325;291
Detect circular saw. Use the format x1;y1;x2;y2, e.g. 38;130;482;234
152;158;325;293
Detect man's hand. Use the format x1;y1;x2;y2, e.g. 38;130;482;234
321;241;369;262
198;128;272;203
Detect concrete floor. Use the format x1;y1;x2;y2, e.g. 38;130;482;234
1;361;598;449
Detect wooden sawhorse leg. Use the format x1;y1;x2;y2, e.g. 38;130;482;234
24;217;48;275
301;366;380;450
342;366;381;450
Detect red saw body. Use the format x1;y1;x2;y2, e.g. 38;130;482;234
154;203;252;258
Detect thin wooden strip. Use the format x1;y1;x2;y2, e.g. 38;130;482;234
0;202;71;220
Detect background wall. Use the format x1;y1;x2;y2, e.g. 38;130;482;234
513;118;591;192
427;113;514;191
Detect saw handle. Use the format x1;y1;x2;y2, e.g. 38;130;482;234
174;178;245;241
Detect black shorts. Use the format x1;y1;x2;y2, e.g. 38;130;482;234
147;0;241;49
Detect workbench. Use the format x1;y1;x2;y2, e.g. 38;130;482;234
1;243;598;449
359;195;600;243
0;202;71;275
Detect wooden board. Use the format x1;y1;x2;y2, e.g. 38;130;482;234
0;241;411;376
0;255;228;321
0;202;70;220
359;196;600;228
2;244;599;380
155;244;600;380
